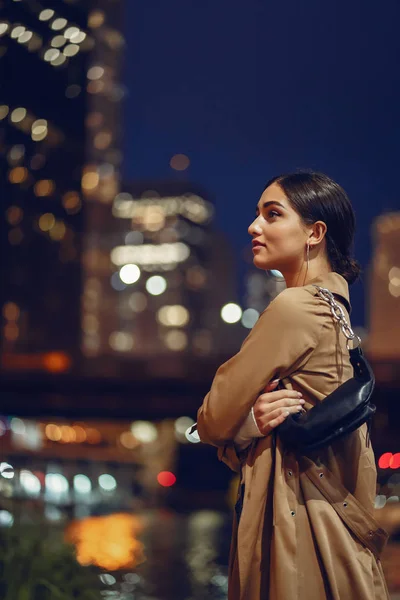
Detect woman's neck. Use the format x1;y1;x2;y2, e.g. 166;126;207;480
283;259;333;289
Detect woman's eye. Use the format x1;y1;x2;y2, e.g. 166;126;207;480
268;210;280;218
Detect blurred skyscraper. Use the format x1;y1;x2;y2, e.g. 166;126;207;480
0;2;244;380
1;0;124;373
368;212;400;361
82;180;243;378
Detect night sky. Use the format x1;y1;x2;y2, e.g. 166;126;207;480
122;0;400;327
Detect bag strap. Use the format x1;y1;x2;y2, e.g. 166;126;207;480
312;285;361;351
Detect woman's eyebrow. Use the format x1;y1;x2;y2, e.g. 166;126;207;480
256;200;286;214
262;201;285;209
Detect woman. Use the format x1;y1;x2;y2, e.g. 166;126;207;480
196;172;389;600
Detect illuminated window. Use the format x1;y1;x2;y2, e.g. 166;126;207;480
93;131;112;149
164;330;188;351
11;25;26;39
34;179;55;197
6;206;23;226
8;144;25;162
131;421;157;443
88;10;105;28
49;221;66;241
157;305;189;327
64;26;80;40
9;167;28;184
31;119;48;141
63;44;80;57
39;9;55;21
62;191;81;214
111;242;190;267
0;23;9;37
51;54;67;67
82;170;99;191
18;31;33;44
109;332;134;352
44;48;60;62
87;80;104;94
38;213;56;231
3;302;20;320
10;107;26;123
70;31;86;44
4;322;19;340
87;66;104;80
0;105;9;119
50;18;68;31
51;35;67;48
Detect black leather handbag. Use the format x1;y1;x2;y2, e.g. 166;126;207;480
277;285;376;453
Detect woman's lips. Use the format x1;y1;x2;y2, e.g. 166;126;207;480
252;241;266;252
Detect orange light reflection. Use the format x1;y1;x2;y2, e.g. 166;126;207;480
65;513;145;571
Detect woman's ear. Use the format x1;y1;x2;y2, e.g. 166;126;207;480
309;221;327;246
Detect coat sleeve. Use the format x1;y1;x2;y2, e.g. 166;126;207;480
196;288;324;450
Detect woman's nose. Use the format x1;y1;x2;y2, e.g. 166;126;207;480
248;217;262;237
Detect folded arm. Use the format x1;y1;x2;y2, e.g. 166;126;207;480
196;288;323;454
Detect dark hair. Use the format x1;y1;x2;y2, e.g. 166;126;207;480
264;171;361;285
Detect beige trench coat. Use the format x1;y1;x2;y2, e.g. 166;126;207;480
197;272;389;600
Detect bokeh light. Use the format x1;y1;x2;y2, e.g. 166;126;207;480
241;308;259;329
74;474;92;494
131;421;158;443
221;303;242;324
119;264;141;284
164;329;188;351
170;154;190;171
157;471;176;487
99;474;117;492
146;275;167;295
157;305;189;327
65;513;144;571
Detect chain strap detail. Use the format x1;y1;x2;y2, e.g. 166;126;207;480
312;285;361;350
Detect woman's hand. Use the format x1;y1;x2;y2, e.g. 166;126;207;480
253;379;305;436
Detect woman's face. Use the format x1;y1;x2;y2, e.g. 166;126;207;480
248;182;309;272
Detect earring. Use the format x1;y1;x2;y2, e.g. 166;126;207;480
306;242;310;270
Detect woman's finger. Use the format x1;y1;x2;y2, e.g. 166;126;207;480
257;405;303;435
254;397;304;418
256;389;303;404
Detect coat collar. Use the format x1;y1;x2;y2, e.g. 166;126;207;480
305;271;351;314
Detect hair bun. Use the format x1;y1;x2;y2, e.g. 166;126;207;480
337;256;361;285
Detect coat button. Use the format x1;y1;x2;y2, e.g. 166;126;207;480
290;510;296;516
288;470;293;477
343;502;348;508
319;472;324;478
368;531;374;537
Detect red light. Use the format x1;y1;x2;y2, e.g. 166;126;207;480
378;453;393;469
389;453;400;469
157;471;176;487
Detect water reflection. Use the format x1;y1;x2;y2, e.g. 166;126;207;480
65;513;144;571
0;415;399;599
